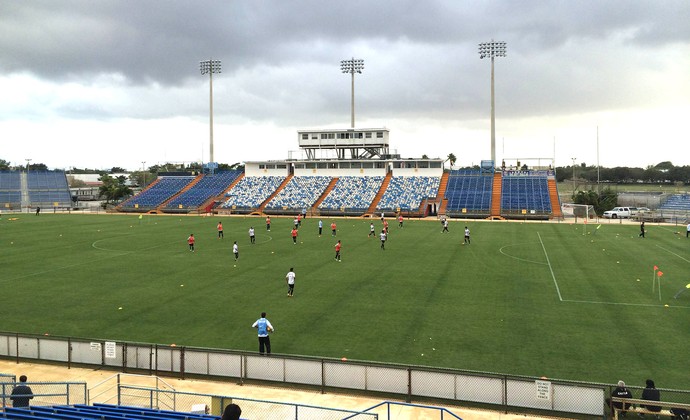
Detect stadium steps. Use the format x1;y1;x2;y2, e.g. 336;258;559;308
256;174;293;214
203;173;245;213
435;172;451;217
117;177;161;211
490;171;502;217
547;178;563;219
155;174;204;212
311;177;338;216
365;171;392;215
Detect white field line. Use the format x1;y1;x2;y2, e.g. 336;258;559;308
655;244;690;264
537;232;563;301
562;299;690;309
498;243;548;265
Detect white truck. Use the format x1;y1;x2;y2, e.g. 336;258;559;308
603;207;636;219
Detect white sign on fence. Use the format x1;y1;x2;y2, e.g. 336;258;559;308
105;341;117;359
90;342;101;351
536;380;551;401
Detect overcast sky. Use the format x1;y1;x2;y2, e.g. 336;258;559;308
1;0;689;171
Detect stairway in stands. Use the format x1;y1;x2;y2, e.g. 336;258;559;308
548;178;563;218
365;172;392;215
257;174;293;213
435;172;450;216
489;172;503;219
311;177;338;215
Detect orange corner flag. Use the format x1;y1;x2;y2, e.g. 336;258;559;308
657;271;664;277
653;265;659;270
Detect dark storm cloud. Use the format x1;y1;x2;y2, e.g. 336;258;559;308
1;0;688;123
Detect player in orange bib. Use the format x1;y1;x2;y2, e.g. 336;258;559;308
334;240;342;262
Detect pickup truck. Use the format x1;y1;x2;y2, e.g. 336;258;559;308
603;207;636;219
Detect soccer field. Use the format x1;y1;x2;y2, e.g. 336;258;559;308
2;213;688;389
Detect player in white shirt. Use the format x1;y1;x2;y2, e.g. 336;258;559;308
233;241;239;260
248;227;255;244
379;230;387;250
285;267;296;297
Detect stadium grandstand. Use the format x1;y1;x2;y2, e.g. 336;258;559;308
0;170;72;211
116;128;563;220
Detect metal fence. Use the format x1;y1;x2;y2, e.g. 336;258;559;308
0;381;87;408
0;331;658;418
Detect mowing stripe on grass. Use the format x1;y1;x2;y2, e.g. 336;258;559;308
655;244;690;264
562;298;690;309
537;232;563;301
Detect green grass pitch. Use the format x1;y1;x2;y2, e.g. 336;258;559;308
2;213;689;388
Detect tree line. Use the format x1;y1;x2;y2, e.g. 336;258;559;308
554;161;690;184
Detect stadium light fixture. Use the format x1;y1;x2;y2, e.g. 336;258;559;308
141;161;146;186
200;59;221;165
341;57;364;128
25;159;31;172
478;40;507;165
571;157;577;193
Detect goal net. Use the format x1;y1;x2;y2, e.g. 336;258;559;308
561;203;597;234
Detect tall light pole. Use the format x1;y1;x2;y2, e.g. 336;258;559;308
341;57;364;128
199;59;221;165
25;159;32;172
141;161;146;186
478;40;507;165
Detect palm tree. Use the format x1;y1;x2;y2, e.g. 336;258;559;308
447;153;457;167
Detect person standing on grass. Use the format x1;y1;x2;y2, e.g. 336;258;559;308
217;222;224;239
383;219;389;234
297;213;302;227
686;221;689;238
331;221;337;236
368;222;375;237
291;227;299;244
380;229;387;250
639;221;645;238
233;241;239;261
334;240;342;262
252;312;273;354
464;226;471;244
318;219;323;236
442;219;449;233
286;267;296;297
248;226;255;244
187;234;195;252
266;216;271;231
10;375;33;408
398;214;404;228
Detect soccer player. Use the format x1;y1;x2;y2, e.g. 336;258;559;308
297;213;302;227
380;230;387;250
383;219;389;234
464;226;471;244
442;219;449;233
318;219;323;236
291;227;298;244
398;214;404;228
233;241;239;261
187;234;195;252
639;221;645;238
285;267;296;297
266;216;271;231
217;222;224;239
252;312;274;354
293;217;299;229
334;240;342;262
248;226;255;244
331;221;337;236
687;222;690;238
368;222;375;237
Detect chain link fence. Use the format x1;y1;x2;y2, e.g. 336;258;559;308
0;381;86;408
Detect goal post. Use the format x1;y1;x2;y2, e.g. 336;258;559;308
561;203;596;235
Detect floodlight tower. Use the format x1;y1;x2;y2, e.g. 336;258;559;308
25;159;32;172
478;40;507;164
199;59;221;165
341;57;364;128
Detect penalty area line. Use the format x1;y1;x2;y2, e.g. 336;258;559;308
655;244;690;264
562;299;690;309
538;232;563;302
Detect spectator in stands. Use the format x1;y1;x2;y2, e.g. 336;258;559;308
10;375;33;408
641;379;661;414
187;234;195;252
331;221;337;237
639;221;645;238
286;268;296;297
221;403;242;420
291;227;298;244
318;219;323;236
217;222;224;239
334;240;341;262
233;241;239;261
252;312;273;354
609;380;633;416
248;226;255;244
266;216;271;231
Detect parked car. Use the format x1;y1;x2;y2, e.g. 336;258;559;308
603;207;634;219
